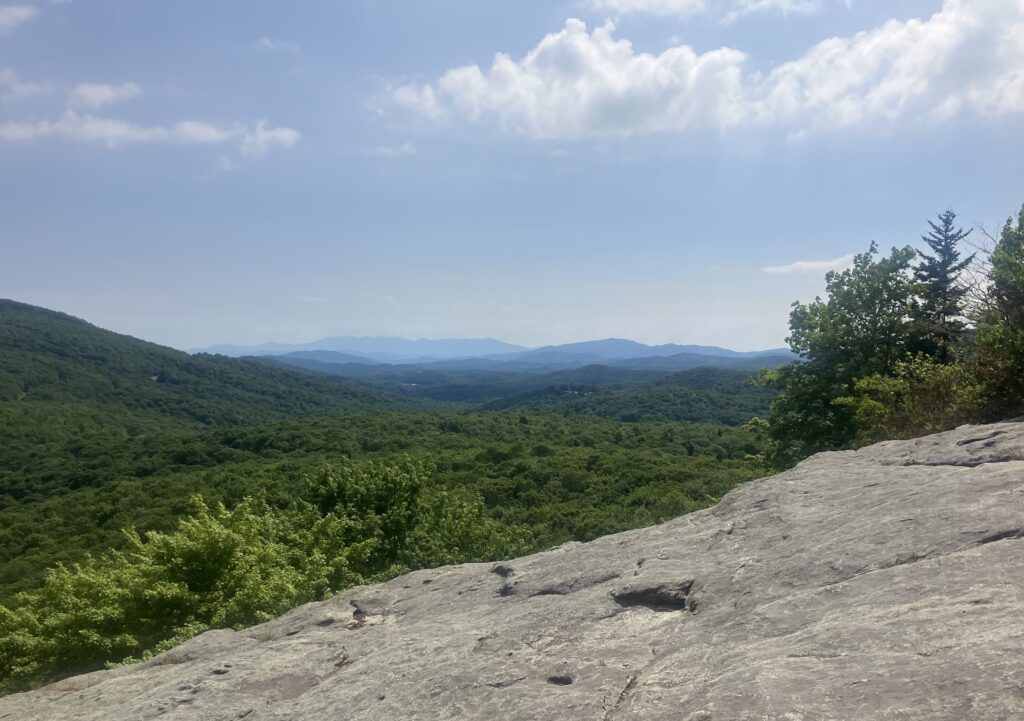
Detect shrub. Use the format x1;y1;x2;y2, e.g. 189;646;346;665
834;356;985;445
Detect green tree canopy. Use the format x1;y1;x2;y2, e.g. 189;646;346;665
0;459;531;695
976;205;1024;415
764;244;920;466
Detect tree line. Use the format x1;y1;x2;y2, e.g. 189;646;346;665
758;203;1024;467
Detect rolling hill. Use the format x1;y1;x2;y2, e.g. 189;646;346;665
0;300;401;425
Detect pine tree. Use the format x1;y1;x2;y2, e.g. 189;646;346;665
913;209;975;362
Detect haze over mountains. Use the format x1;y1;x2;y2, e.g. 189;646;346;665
195;336;794;372
197;337;528;363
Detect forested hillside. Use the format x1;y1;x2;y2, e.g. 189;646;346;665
0;300;401;425
0;301;768;693
260;355;776;423
486;367;776;424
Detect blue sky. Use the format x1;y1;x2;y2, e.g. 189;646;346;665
2;0;1022;350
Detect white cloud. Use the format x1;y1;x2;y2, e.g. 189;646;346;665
0;110;301;156
762;0;1024;125
394;19;747;139
394;0;1024;139
588;0;707;16
69;82;142;109
0;111;231;144
366;141;417;158
725;0;828;21
591;0;848;17
239;121;301;157
762;254;855;274
0;68;48;100
0;4;36;34
254;37;299;52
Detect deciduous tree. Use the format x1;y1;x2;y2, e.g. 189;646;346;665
764;244;920;467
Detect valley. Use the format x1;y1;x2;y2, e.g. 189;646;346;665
0;300;773;688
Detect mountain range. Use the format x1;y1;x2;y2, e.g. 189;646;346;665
195;337;527;362
194;336;794;371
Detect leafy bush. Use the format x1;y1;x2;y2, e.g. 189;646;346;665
974;206;1024;417
0;497;318;693
834;356;985;445
0;459;529;694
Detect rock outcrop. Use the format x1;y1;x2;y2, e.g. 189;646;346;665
4;422;1024;720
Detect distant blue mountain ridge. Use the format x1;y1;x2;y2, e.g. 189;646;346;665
195;337;528;362
192;336;795;371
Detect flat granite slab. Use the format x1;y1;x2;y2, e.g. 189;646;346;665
3;422;1023;720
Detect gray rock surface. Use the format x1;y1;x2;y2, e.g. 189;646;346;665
3;422;1024;720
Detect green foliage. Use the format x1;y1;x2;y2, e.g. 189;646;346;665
787;243;921;378
764;202;1024;468
0;300;401;426
974;206;1024;416
0;411;763;601
0;497;318;693
265;357;790;407
764;244;921;466
0;459;530;694
304;460;426;576
989;205;1024;331
401;486;532;569
486;368;776;425
834;356;985;445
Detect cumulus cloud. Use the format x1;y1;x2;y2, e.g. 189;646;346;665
394;0;1024;139
0;110;301;156
69;82;142;109
762;254;855;274
394;19;747;138
756;0;1024;127
0;68;49;100
0;4;36;34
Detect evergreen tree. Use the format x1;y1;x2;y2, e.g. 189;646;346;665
913;209;975;362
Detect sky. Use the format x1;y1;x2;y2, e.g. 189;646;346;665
1;0;1023;351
